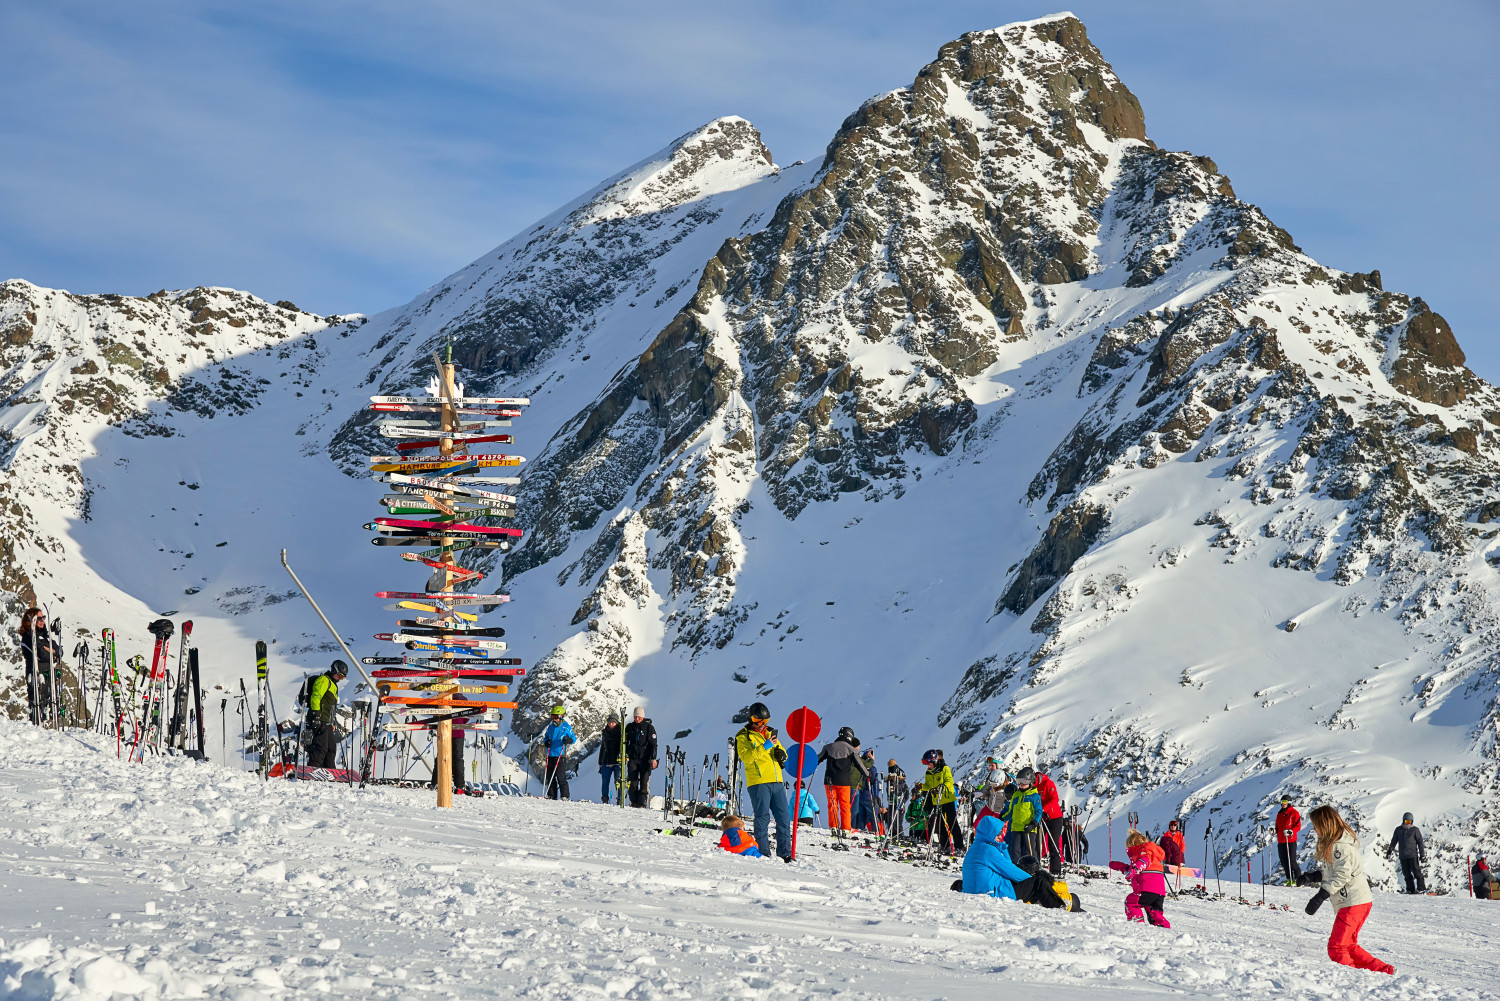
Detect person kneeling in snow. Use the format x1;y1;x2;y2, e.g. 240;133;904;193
719;815;763;858
960;815;1033;898
1111;830;1171;928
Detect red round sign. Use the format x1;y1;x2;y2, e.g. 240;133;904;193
785;706;822;744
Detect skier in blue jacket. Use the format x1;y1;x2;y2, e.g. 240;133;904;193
962;815;1034;898
542;705;576;800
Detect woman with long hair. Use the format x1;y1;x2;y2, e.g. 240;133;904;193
1303;805;1395;975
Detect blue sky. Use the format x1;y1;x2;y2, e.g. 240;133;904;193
2;1;1496;376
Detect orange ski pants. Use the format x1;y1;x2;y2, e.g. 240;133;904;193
825;784;852;831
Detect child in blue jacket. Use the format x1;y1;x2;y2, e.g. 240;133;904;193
962;815;1034;898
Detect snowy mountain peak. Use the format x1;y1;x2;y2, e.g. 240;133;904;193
1;16;1495;885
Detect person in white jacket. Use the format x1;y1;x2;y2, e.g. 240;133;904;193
1301;805;1395;975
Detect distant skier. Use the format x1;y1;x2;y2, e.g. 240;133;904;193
542;705;575;800
598;713;622;804
733;702;791;861
1303;804;1395;974
305;660;347;769
920;750;964;854
1472;855;1496;899
17;607;61;726
1275;795;1302;884
1158;819;1186;869
818;727;868;834
624;707;657;808
1385;813;1427;894
854;749;884;834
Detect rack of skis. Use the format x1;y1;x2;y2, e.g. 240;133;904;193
81;618;207;761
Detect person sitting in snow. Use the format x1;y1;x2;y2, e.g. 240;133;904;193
1158;819;1186;869
718;815;763;858
1111;830;1170;928
960;814;1034;898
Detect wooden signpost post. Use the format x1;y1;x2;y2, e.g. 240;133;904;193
366;347;528;807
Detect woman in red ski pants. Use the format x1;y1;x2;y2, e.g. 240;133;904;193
1304;805;1395;975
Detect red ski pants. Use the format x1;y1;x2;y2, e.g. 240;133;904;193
825;785;852;831
1328;903;1394;974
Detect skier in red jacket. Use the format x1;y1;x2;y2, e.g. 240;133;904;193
1158;819;1187;867
1027;766;1066;875
1276;795;1302;884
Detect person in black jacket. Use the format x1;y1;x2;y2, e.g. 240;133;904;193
1385;812;1427;893
817;727;869;834
599;714;622;804
624;707;657;807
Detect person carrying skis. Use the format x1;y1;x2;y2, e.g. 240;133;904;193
1158;819;1186;869
920;750;964;854
542;705;576;800
1112;830;1171;927
733;702;791;861
1385;812;1427;893
304;660;347;769
599;713;622;804
1001;768;1044;864
718;815;763;858
960;814;1033;898
624;706;657;808
1276;795;1302;884
1302;804;1395;974
1472;855;1496;899
818;727;868;834
1031;765;1066;875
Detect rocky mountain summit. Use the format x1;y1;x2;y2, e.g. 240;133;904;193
1;13;1494;881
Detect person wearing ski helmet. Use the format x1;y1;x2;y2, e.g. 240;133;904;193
1385;812;1427;894
734;702;792;861
920;749;964;854
1275;795;1302;885
1001;767;1044;864
1030;764;1066;875
624;706;658;808
599;713;622;804
1304;804;1395;974
975;758;1011;828
307;660;348;769
886;759;909;837
542;705;576;800
1158;819;1186;868
817;726;868;834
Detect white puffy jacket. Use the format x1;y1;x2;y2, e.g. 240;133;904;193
1319;832;1373;909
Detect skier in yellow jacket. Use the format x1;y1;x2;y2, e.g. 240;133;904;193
734;702;792;861
920;749;964;854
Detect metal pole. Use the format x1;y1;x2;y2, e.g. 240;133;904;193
279;548;433;772
791;743;807;860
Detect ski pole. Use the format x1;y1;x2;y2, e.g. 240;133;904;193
1236;833;1243;901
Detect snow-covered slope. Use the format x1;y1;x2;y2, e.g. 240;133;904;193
2;14;1497;887
1;722;1496;1000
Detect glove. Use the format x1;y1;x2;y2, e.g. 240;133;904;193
563;736;575;745
771;746;787;766
1305;888;1330;915
1296;869;1322;887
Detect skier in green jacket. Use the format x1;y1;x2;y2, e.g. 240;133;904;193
307;660;347;769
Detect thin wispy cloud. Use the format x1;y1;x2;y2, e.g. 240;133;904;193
1;0;1494;374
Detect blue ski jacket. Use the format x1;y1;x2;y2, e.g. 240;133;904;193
543;720;576;756
962;815;1033;899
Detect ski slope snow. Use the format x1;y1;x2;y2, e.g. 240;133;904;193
0;722;1496;1000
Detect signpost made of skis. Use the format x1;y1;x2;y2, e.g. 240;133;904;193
366;347;528;807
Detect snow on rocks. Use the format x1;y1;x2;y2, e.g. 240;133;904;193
0;721;1496;1000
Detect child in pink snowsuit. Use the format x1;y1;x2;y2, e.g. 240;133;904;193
1124;831;1171;928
